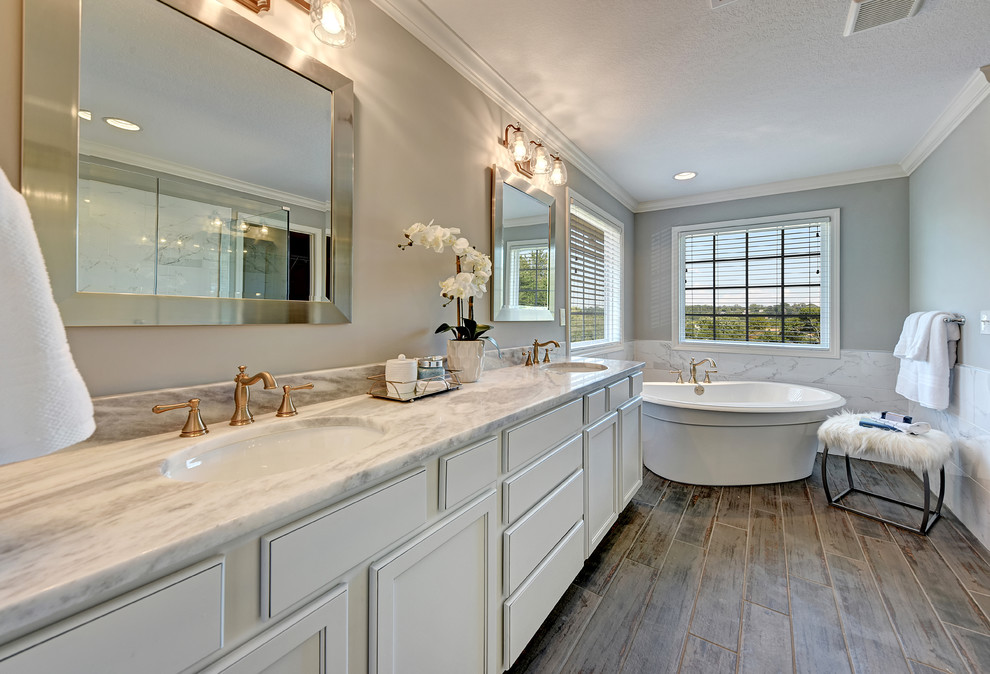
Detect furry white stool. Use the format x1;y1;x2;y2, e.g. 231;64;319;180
818;412;952;534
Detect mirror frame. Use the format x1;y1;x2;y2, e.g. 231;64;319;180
490;166;556;322
22;0;354;325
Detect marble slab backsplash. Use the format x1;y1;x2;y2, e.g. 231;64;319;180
83;344;538;446
633;340;903;412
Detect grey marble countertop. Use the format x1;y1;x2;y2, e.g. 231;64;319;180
0;358;643;642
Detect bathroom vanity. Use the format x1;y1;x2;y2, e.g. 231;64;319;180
0;360;643;673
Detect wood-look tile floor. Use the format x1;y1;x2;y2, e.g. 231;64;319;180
507;457;990;674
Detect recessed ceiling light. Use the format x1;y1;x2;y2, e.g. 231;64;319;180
673;171;697;181
78;110;92;121
103;117;141;131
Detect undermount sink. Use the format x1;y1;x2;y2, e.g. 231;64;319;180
541;361;609;373
162;421;385;482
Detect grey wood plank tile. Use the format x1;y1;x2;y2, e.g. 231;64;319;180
753;483;781;514
690;523;748;651
746;508;789;614
678;635;737;674
890;527;990;635
789;576;852;674
860;536;966;672
845;459;917;526
575;501;652;595
806;471;864;560
675;485;721;549
632;469;667;507
627;482;693;569
947;624;990;674
824;454;893;541
563;558;658;674
929;518;990;595
908;661;951;674
739;601;793;674
507;583;601;674
828;553;911;673
624;541;707;674
942;509;990;567
716;485;751;530
972;592;990;622
780;479;830;585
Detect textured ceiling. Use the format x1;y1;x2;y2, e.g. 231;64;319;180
397;0;990;208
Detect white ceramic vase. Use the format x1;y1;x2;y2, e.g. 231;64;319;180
446;339;485;383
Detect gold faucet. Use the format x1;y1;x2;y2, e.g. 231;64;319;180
230;365;278;426
527;339;561;365
688;357;717;384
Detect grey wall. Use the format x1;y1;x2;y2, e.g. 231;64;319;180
909;96;990;370
2;0;633;396
633;178;910;351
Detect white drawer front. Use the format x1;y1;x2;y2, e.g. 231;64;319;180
607;378;632;411
503;469;583;596
503;521;585;667
0;558;224;674
440;437;498;510
630;371;644;397
584;388;607;424
504;399;583;473
263;469;427;619
503;434;582;525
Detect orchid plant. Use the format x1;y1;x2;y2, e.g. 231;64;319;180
399;221;500;354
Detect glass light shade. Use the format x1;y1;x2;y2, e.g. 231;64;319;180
530;143;552;175
310;0;357;47
508;129;531;163
549;157;568;186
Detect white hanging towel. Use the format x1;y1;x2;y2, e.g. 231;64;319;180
0;168;94;465
894;311;960;411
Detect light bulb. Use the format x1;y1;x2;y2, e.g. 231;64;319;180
509;129;530;163
530;142;552;175
549;157;568;186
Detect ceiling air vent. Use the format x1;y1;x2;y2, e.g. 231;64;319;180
844;0;923;36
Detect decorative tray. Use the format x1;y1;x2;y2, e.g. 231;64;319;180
367;371;462;402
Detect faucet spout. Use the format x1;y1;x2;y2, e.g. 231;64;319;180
231;365;278;426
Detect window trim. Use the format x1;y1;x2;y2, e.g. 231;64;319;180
567;191;625;355
670;208;840;359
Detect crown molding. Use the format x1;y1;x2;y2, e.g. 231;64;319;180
368;0;637;211
901;69;990;175
636;164;907;213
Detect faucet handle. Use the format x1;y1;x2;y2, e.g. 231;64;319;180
152;398;208;438
276;383;315;418
704;369;717;384
542;346;554;363
669;369;684;384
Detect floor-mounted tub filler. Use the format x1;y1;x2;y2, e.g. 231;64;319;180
642;381;846;486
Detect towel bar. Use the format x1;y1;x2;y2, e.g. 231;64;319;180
943;315;965;324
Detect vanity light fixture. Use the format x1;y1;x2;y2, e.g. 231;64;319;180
308;0;357;47
500;123;568;186
78;110;92;121
103;117;141;131
529;140;552;175
502;124;531;163
673;171;697;181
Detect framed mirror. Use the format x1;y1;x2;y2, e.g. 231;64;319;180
491;166;556;322
21;0;354;325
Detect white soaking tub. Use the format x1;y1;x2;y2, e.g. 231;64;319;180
641;381;846;486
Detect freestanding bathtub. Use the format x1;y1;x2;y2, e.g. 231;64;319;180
642;381;846;486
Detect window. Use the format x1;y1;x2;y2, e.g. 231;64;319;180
507;240;550;308
569;197;623;351
672;209;839;358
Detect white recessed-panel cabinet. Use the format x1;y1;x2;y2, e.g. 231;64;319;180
584;412;619;553
618;397;644;509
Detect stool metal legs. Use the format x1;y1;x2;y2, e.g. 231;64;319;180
821;443;945;535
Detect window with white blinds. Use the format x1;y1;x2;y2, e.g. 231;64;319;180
672;209;840;358
569;201;623;350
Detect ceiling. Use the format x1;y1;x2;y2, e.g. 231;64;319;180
377;0;990;211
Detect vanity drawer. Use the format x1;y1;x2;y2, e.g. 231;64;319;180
630;371;644;397
503;521;585;667
503;469;583;595
607;378;632;411
584;387;607;424
262;468;427;619
439;437;498;511
0;558;224;674
503;434;582;525
504;399;583;473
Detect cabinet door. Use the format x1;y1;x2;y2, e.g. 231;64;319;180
584;412;619;555
618;397;643;509
202;586;347;674
370;490;498;674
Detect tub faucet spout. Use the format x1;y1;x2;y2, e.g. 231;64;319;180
689;358;717;384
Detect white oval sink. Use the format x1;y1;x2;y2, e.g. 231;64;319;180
162;422;385;482
541;361;609;373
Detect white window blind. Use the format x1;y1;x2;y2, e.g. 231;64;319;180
672;210;839;357
569;202;622;350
